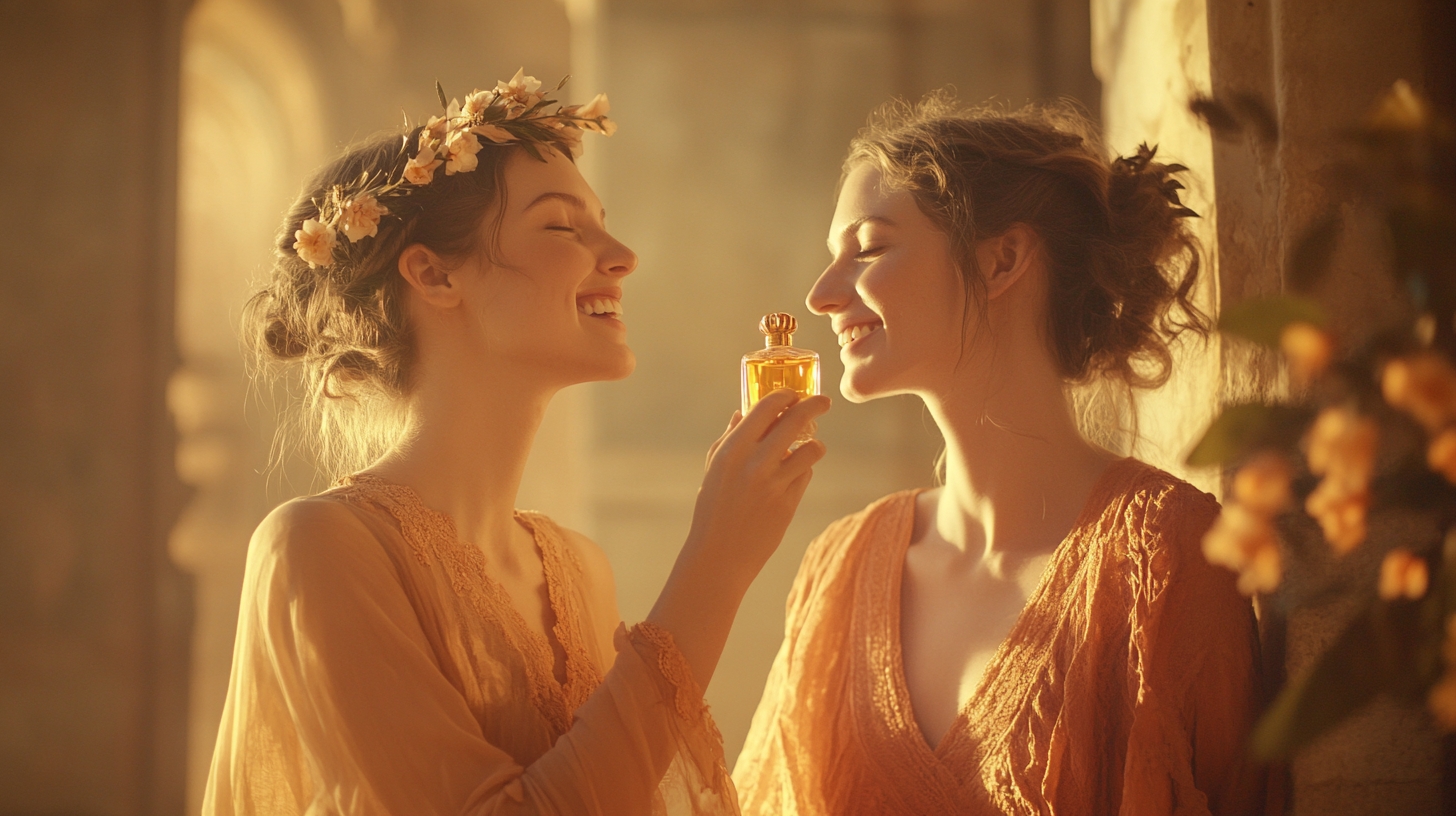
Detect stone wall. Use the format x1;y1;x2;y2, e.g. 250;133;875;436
0;2;193;814
1100;0;1454;813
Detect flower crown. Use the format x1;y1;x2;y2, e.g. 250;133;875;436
292;69;616;270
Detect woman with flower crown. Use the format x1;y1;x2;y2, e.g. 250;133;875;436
202;69;828;816
732;96;1268;815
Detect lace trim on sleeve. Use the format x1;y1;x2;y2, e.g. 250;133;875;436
625;622;735;804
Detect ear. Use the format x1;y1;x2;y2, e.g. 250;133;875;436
976;224;1040;301
397;243;463;309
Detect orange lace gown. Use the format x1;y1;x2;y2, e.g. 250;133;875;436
203;475;736;816
734;458;1266;816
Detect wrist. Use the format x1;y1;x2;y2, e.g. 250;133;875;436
680;529;761;594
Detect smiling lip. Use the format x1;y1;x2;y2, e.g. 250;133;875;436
577;288;624;320
836;321;882;348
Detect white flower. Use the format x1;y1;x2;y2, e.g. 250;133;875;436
415;127;441;160
444;129;482;175
404;146;442;185
495;68;544;118
293;218;337;268
472;123;516;144
463;89;496;119
337;193;389;242
565;93;617;136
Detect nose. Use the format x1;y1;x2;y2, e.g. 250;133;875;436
599;232;637;278
806;258;854;316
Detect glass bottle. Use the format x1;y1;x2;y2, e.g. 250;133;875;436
741;312;820;445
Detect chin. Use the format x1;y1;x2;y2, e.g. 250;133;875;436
586;347;635;382
838;364;887;403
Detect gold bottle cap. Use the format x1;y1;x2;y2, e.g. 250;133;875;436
760;312;797;347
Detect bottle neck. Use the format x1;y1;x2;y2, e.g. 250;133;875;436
764;332;793;347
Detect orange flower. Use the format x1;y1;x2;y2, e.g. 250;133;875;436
1280;322;1334;385
1233;453;1293;515
1382;353;1456;432
1305;481;1369;554
1202;505;1283;595
1429;428;1456;484
1306;407;1378;481
1303;407;1377;554
1378;548;1429;600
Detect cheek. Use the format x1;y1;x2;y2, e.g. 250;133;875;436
862;253;964;346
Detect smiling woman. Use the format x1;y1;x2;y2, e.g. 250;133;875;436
204;73;829;816
733;96;1266;816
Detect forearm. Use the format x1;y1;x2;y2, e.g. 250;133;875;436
645;535;755;690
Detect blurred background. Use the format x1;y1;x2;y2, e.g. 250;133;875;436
1;0;1451;814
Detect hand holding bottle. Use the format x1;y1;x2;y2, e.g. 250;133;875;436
692;389;830;581
647;388;830;687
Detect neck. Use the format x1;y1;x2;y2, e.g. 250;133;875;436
368;358;555;552
920;351;1114;567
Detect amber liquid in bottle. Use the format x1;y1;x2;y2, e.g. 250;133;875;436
741;312;820;445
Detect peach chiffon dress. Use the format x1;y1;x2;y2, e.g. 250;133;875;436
734;458;1267;816
203;474;736;816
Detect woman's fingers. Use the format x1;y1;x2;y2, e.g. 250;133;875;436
780;437;827;479
735;389;804;440
705;411;743;469
762;395;832;452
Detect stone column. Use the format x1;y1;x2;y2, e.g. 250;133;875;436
0;2;194;814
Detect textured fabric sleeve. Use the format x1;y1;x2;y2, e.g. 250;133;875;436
1120;485;1266;816
206;498;736;816
733;513;861;816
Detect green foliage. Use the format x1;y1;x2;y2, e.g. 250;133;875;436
1253;585;1446;759
1187;80;1456;768
1217;296;1328;348
1252;605;1383;759
1185;403;1312;467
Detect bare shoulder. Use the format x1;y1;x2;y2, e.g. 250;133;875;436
250;495;379;568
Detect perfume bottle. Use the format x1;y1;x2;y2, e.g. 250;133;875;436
741;312;820;444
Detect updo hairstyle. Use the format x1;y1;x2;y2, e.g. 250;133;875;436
846;94;1209;389
243;129;525;474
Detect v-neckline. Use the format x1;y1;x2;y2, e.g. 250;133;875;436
339;473;594;727
885;458;1130;759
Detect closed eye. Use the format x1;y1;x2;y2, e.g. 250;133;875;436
855;246;886;260
546;225;578;233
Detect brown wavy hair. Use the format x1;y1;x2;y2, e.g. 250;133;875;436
243;129;526;475
846;94;1209;390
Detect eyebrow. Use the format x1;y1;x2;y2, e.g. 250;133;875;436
828;215;896;250
524;191;606;219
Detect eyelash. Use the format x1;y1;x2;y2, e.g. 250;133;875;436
546;225;577;233
855;246;885;260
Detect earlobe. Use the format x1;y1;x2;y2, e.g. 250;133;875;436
397;243;462;308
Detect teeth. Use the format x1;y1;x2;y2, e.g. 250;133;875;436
838;322;880;347
578;297;623;316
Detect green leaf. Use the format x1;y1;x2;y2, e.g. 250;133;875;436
435;80;448;109
1217;296;1328;347
1252;606;1382;759
518;140;545;163
1185;403;1309;467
